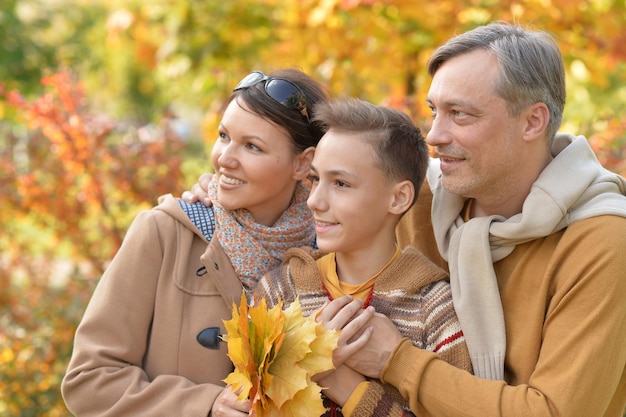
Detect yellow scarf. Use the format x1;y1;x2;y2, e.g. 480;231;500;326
316;247;400;301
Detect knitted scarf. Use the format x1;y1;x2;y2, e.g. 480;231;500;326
209;177;315;292
428;133;626;380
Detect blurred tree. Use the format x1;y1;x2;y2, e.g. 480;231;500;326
2;71;185;270
0;0;56;95
0;72;186;415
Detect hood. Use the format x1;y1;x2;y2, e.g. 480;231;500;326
154;193;209;242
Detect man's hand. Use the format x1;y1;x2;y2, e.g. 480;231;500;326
342;312;404;379
181;173;213;206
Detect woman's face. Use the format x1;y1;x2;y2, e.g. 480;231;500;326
211;99;307;226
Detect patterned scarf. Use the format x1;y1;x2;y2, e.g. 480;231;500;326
209;177;315;292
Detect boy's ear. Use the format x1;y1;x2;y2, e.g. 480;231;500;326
389;180;414;215
292;146;315;180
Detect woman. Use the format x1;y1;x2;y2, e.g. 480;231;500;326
61;69;329;417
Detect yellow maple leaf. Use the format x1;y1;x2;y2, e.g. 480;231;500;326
266;297;318;407
222;292;340;416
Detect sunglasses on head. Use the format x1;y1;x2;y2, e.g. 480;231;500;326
233;71;310;122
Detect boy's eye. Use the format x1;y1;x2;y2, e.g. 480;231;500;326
307;174;319;183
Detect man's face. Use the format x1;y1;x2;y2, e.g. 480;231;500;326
425;49;530;210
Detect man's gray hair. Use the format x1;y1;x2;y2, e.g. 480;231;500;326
428;21;566;143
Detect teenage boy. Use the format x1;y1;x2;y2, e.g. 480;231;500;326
253;98;473;417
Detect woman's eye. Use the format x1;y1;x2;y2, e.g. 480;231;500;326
307;175;319;183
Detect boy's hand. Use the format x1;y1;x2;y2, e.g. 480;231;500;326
317;364;366;407
181;173;213;206
316;296;404;379
315;296;375;368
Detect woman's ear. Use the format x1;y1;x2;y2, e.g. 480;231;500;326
389;180;414;215
292;146;315;180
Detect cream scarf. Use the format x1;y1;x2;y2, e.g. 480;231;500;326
428;133;626;380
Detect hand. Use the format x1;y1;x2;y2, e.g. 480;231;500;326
315;295;364;331
315;296;375;367
317;364;366;407
181;173;213;206
211;386;251;417
342;312;404;379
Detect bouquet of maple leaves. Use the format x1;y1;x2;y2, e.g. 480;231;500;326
223;292;339;417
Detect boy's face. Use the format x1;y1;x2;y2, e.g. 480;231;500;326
307;130;399;254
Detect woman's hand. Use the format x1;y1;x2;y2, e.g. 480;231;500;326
211;386;251;417
181;173;213;206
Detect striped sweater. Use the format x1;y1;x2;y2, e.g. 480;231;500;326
254;246;473;417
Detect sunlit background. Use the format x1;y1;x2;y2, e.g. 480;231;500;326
1;0;625;415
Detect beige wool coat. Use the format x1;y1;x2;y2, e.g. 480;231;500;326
62;195;244;417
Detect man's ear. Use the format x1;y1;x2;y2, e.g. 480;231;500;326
389;180;414;215
523;102;550;143
292;146;315;180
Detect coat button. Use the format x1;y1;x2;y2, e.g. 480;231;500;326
197;327;223;349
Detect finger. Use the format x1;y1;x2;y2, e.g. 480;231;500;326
314;300;330;323
234;399;251;413
333;326;373;367
337;306;375;345
181;191;198;203
318;297;364;330
316;296;353;323
199;172;213;188
189;183;213;207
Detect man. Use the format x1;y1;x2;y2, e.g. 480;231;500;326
327;21;626;417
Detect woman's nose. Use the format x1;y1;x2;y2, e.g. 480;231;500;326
216;143;237;168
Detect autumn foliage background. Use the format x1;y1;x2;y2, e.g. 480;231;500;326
1;0;625;415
